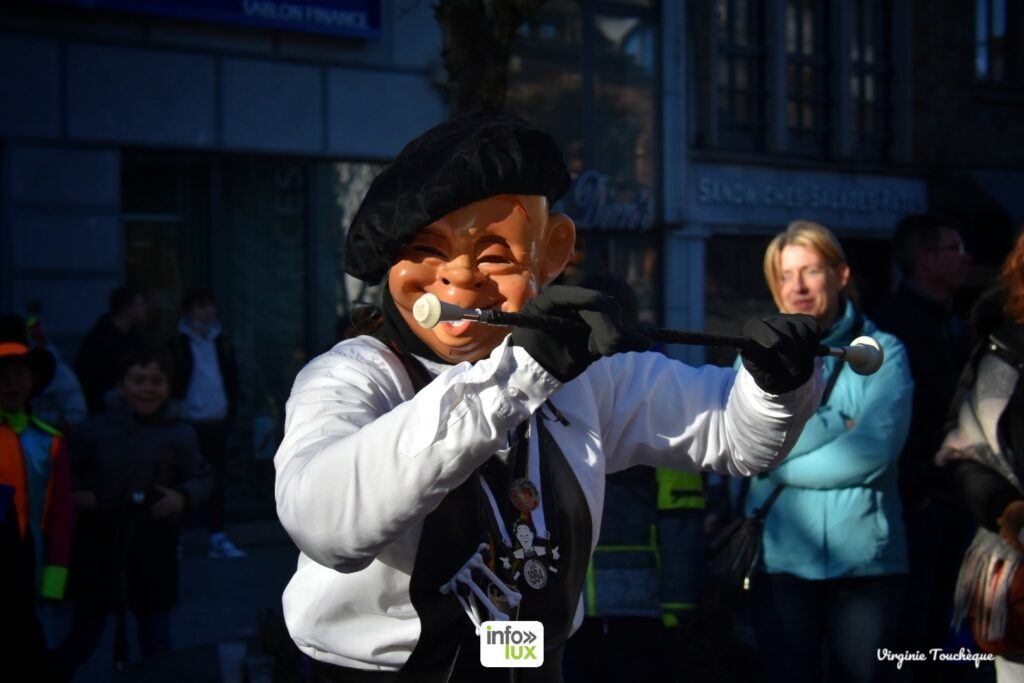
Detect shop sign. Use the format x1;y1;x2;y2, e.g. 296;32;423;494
689;163;927;231
41;0;381;39
562;170;656;231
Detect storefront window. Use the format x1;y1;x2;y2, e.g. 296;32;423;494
592;13;657;208
217;157;309;515
508;0;661;320
560;231;661;325
508;0;585;175
121;153;392;519
508;1;657;228
122;154;210;341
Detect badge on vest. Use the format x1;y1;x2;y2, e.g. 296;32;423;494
509;517;560;590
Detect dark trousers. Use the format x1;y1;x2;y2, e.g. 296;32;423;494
53;602;172;682
897;498;977;682
191;420;229;533
751;572;905;683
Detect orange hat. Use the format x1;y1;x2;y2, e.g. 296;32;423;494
0;315;56;396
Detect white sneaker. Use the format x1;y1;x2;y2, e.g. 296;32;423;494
209;532;247;559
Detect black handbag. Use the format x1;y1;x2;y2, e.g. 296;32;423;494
705;322;860;604
705;484;783;603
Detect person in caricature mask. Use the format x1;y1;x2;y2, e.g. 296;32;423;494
274;112;825;682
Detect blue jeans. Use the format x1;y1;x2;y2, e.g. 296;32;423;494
751;572;905;683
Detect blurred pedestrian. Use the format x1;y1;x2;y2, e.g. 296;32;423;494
940;230;1024;681
873;213;972;506
24;313;87;432
74;286;148;415
0;314;73;677
170;286;245;559
874;214;976;672
54;347;212;680
743;220;914;683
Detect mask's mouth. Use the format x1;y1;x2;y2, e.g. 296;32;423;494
439;319;473;336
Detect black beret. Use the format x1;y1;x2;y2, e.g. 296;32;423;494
343;111;571;283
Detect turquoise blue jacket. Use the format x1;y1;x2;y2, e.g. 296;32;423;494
742;301;913;579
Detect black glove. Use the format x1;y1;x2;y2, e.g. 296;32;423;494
511;286;651;383
740;314;820;394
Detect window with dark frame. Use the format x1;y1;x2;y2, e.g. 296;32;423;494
850;0;890;160
714;0;767;150
507;0;662;323
508;1;585;175
507;0;659;227
975;0;1008;82
785;0;830;155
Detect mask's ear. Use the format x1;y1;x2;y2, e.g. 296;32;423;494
536;212;576;287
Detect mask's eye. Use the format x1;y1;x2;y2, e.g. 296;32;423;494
477;242;514;265
478;253;513;265
410;245;448;259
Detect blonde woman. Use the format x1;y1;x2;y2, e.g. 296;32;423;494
743;220;914;683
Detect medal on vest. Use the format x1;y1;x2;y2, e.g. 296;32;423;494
508;476;560;591
510;478;540;513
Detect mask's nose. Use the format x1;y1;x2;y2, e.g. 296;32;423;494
438;256;484;289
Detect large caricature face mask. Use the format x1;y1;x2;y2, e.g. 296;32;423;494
389;194;575;364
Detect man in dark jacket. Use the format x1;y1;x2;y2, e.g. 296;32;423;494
171;287;243;559
875;214;972;502
74;287;148;415
873;213;973;673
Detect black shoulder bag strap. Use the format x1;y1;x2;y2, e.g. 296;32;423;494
755;310;865;514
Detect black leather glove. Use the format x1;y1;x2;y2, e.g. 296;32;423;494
740;314;820;394
511;286;651;383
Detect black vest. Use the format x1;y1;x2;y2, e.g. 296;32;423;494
391;348;593;683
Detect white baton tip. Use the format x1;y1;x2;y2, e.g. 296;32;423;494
847;335;884;376
413;293;443;329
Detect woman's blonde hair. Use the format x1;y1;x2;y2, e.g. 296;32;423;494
763;220;858;310
1002;229;1024;325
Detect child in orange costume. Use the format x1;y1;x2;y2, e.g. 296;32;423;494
0;314;73;677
